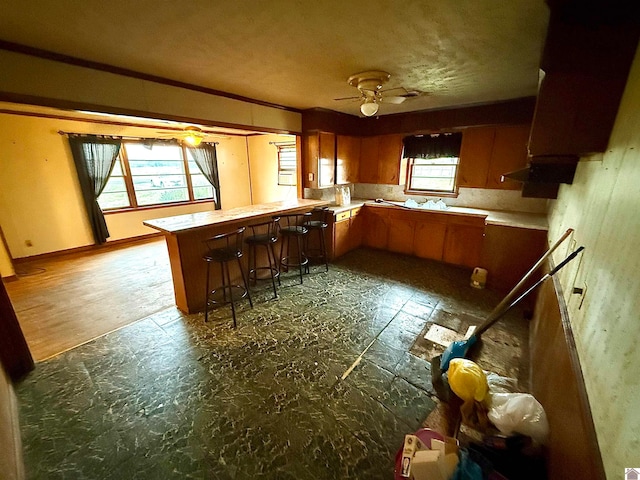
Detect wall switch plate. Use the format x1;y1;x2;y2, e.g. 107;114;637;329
308;173;314;182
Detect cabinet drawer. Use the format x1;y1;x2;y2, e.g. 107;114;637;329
335;210;351;222
350;207;361;217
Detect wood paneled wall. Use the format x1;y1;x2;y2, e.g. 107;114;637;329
301;97;536;136
529;273;605;480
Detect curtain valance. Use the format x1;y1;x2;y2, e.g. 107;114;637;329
402;133;462;159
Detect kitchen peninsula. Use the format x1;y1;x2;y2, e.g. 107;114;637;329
144;199;327;313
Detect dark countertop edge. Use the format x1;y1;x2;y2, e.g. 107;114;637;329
327;199;548;231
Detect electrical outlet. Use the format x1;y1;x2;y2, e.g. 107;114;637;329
25;240;33;247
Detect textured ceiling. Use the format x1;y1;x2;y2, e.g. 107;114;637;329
0;0;550;117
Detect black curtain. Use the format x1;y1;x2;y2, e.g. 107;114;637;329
402;133;463;159
68;135;121;244
187;143;222;210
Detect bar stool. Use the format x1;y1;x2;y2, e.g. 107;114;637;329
203;226;252;328
275;212;311;284
304;206;330;273
245;217;280;299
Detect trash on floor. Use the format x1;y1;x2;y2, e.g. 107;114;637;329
396;428;459;480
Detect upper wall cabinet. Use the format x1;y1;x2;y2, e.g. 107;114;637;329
336;135;361;184
458;125;530;190
359;134;404;185
528;4;640;156
303;131;335;188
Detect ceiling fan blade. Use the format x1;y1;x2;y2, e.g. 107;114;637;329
333;95;361;101
380;87;408;95
381;96;407;104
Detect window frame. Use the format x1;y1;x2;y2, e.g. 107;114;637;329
100;140;215;213
404;155;461;197
276;143;297;186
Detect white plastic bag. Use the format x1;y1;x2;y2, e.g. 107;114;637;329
487;393;549;444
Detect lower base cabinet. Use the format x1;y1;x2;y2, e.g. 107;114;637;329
332;205;546;284
360;206;485;268
442;221;485;268
331;207;363;259
480;224;547;293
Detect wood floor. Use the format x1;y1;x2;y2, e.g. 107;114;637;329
4;237;178;362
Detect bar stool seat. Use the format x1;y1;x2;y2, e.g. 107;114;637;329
276;212;311;284
203;226;252;328
245;217;280;299
304;206;330;273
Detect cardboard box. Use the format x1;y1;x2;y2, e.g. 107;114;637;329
400;434;426;477
399;432;460;479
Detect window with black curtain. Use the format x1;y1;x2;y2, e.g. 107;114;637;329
403;133;462;194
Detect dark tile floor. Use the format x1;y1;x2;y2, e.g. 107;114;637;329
16;248;529;479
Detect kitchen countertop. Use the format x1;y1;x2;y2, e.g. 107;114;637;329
144;199;328;234
327;198;548;231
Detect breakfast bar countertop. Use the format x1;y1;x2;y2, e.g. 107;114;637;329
143;199;328;234
327;198;548;231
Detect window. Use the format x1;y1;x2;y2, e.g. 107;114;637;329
403;133;462;195
406;157;459;193
98;141;214;211
276;144;297;186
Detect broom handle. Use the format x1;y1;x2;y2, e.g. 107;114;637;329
475;246;585;336
473;228;573;335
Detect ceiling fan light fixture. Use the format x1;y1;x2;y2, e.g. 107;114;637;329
182;126;205;146
360;99;379;117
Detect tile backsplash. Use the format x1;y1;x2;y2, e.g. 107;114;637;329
305;184;549;214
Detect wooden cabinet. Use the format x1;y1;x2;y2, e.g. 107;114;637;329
358;134;404;185
442;217;485;268
528;7;639;157
458;125;529;190
413;215;447;261
331;207;363;259
487;126;530;189
361;205;389;250
457;127;494;188
333;215;351;259
360;205;485;268
377;134;404;184
336;135;361;184
480;224;547;293
303;131;335;188
358;136;379;184
349;207;363;251
386;210;416;255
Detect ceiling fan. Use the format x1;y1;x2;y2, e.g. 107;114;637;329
152;125;228;146
334;70;423;116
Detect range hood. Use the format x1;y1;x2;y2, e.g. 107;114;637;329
502;155;579;198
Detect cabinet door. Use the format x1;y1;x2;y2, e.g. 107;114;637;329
318;132;336;187
303;133;319;189
359;136;380;184
487;125;530;190
377;134;404;185
336;135;361;184
443;223;485;268
480;225;547;293
333;219;351;259
348;209;363;252
362;206;388;249
413;216;447;261
457;127;494;188
386;210;415;255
